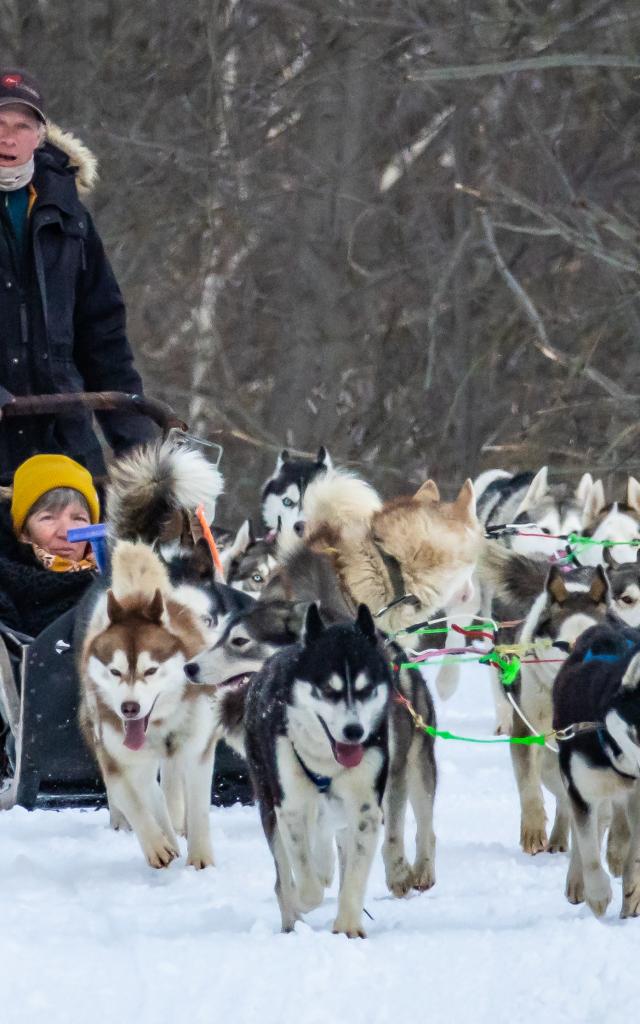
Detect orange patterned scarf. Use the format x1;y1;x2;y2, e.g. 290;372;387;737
31;543;97;574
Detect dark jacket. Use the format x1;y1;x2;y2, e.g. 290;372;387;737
0;502;96;638
0;123;155;483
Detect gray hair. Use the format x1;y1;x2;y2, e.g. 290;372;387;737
25;487;91;524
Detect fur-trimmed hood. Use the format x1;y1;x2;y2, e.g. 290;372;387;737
43;121;98;195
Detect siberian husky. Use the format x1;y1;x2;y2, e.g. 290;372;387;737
437;466;593;713
106;436;224;583
578;477;640;566
78;542;218;869
244;603;392;936
186;598;438;903
220;519;278;594
261;446;332;536
265;467;482;638
481;543;614;853
553;621;640;917
475;466;593;558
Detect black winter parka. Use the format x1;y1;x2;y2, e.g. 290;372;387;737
0;125;155;482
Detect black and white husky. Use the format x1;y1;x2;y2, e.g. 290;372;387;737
578;477;640;566
475;466;593;558
261;447;332;536
244;603;391;937
186;602;437;904
553;621;640;918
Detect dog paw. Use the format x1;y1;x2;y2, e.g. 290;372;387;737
145;836;180;869
332;915;366;939
521;825;547;855
385;857;414;898
412;860;436;892
620;883;640;918
546;833;569;855
565;872;585;905
585;874;612;918
187;851;215;870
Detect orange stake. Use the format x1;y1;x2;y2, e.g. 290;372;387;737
195;504;225;579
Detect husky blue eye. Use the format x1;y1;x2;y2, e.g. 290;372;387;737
252;574;263;583
282;497;295;508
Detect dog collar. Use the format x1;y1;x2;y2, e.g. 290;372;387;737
293;747;332;793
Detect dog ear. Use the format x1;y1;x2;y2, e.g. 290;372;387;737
355;604;377;643
452;478;476;519
515;466;548;517
575;472;593;507
588;565;610;605
144;589;165;624
628;477;640;514
275;449;290;472
189;537;216;582
622;651;640;690
546;565;569;604
582;479;606;526
414;479;440;505
603;545;616;569
106;589;125;624
302;602;325;645
316;446;332;470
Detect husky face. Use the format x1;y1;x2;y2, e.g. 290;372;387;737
222;519;278;594
579;477;640;566
261;447;332;535
290;604;391;769
86;590;189;751
604;550;640;627
369;478;482;628
184;599;304;685
509;468;588;559
526;565;611;651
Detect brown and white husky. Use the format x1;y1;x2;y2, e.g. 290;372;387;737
78;541;218;869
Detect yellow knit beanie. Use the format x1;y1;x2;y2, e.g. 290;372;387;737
11;454;100;534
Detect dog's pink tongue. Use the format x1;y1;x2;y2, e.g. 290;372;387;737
334;743;364;768
123;718;146;751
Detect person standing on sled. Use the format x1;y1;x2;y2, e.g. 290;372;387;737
0;68;155;483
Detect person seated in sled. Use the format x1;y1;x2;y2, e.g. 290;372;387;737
0;67;155;484
0;453;100;640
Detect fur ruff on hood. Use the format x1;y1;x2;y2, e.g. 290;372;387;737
45;121;98;195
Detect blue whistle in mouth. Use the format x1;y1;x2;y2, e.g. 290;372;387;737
67;523;109;574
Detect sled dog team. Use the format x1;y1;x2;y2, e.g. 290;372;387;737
76;441;640;933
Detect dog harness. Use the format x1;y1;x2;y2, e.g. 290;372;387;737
293;747;332;793
372;541;419;619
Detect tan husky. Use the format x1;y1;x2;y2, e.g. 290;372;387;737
79;542;218;869
272;468;483;639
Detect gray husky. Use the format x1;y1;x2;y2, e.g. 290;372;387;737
244;604;390;936
553;621;640;918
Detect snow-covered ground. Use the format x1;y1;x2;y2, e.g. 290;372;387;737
1;665;636;1024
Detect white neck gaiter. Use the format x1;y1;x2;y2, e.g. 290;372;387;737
0;158;34;191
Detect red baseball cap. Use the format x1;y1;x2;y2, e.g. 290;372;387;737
0;68;45;123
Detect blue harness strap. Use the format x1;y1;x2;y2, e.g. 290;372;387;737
583;638;635;665
293;748;332;793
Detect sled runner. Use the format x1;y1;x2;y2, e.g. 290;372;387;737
0;391;251;811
